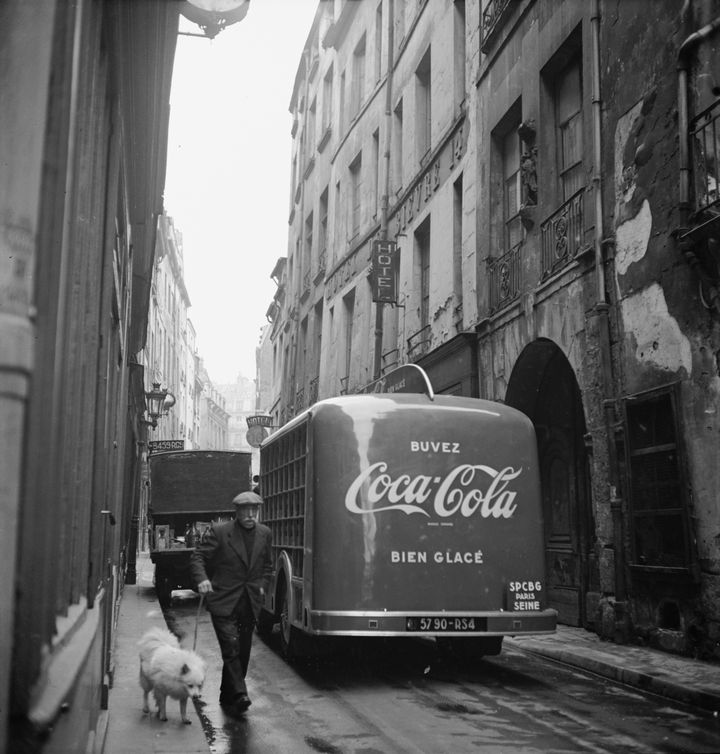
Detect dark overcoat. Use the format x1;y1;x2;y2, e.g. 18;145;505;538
190;518;274;619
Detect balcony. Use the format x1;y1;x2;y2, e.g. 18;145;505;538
480;0;516;54
308;376;319;405
540;188;587;279
301;270;311;301
295;387;305;413
313;248;327;284
407;325;431;360
381;348;400;374
265;301;279;323
691;98;720;217
488;242;521;313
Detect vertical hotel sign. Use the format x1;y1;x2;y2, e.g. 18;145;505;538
371;240;399;304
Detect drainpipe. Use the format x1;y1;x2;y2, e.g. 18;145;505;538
591;0;627;628
677;14;720;228
373;0;395;380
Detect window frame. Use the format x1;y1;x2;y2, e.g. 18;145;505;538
622;383;695;576
554;57;583;202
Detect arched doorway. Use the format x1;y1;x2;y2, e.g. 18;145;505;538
505;339;592;627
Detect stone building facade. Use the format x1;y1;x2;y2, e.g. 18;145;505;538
144;214;194;444
264;0;720;660
0;2;179;751
198;362;231;450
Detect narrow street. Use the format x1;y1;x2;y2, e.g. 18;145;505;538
166;592;720;754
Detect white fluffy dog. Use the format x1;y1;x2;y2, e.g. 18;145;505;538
138;627;206;724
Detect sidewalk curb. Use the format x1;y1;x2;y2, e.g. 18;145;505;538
507;641;720;714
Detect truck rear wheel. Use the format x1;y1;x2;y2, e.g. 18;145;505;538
279;582;295;658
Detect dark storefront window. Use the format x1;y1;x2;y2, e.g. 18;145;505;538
624;387;691;571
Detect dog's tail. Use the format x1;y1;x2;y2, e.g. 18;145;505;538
138;627;181;664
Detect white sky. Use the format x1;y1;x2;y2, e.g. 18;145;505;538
164;0;319;384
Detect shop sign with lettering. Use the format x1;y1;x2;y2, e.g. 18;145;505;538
371;240;399;303
148;440;184;453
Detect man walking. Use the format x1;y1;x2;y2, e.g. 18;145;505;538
191;491;273;715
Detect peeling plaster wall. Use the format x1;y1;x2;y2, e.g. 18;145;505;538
605;0;720;654
615;199;652;277
621;284;692;375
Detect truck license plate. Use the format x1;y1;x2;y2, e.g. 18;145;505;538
406;617;477;632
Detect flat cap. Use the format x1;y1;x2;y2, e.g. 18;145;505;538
232;491;263;506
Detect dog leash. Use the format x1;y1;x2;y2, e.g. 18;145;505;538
193;593;205;651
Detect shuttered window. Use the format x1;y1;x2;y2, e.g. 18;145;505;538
624;387;692;571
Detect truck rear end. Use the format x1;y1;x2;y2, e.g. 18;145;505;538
148;450;252;606
307;394;556;653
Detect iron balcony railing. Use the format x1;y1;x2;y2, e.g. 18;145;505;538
381;348;400;373
407;324;432;360
691;98;720;216
301;270;311;300
314;248;327;283
488;241;521;312
295;387;305;413
308;376;319;405
540;187;586;279
480;0;515;53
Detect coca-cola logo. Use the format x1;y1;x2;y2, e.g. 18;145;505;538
344;462;522;519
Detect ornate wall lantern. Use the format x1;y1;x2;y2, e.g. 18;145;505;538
145;382;176;428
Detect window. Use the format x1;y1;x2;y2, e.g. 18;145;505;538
298;316;308;400
304;212;313;288
322;65;334;132
352;35;366;119
503;128;522;248
624;388;692;570
416;217;431;328
374;2;383;83
343;289;355;381
416;47;431;162
395;0;406;52
291;154;297;203
454;1;466;111
349;153;363;239
319;187;328;262
555;59;583;201
372;128;380;217
453;174;463;306
305;98;316;160
314;299;323;376
393;99;403;194
334;180;343;257
340;69;346;133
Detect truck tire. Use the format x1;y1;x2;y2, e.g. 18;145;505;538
278;582;295;658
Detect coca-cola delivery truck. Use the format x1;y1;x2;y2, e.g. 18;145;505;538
257;388;557;659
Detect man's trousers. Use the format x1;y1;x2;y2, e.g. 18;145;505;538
210;593;255;700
